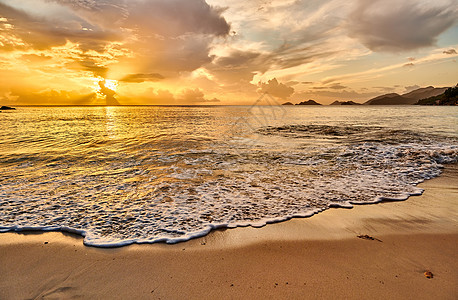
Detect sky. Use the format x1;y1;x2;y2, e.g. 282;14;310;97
0;0;457;105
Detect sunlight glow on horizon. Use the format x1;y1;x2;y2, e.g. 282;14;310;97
0;0;457;105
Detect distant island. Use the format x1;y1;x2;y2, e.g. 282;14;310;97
416;85;457;105
280;85;456;106
330;100;361;105
296;100;322;105
364;86;448;105
282;99;322;105
285;85;454;106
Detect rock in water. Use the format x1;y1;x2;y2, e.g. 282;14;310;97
0;106;15;110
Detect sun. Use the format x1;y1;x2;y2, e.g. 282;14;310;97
92;77;118;93
104;79;118;92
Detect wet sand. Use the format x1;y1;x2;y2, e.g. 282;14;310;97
1;165;457;299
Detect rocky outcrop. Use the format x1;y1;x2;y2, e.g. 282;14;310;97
0;106;15;110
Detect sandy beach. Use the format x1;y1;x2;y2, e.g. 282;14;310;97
1;164;457;299
2;0;457;298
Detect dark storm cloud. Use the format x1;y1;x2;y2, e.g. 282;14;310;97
348;0;458;52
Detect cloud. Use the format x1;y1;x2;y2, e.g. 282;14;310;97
374;86;396;92
404;84;420;93
133;87;220;105
0;0;230;77
329;83;347;90
403;63;415;68
1;0;457;105
443;48;457;54
347;0;458;52
0;1;121;51
77;59;109;77
9;88;97;105
179;88;221;103
258;78;294;99
119;73;164;83
135;88;175;104
21;53;52;62
285;81;300;86
206;49;265;84
122;0;229;38
117;0;230;75
311;83;348;90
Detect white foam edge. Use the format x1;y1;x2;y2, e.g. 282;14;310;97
0;180;432;248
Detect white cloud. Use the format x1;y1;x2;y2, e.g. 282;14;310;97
258;78;294;99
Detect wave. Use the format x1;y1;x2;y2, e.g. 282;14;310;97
1;124;457;247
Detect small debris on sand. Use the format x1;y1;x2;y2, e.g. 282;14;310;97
424;271;434;279
357;234;382;242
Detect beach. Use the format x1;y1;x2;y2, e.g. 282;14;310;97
1;0;457;298
1;164;457;299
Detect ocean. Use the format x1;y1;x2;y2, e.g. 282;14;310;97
1;105;457;247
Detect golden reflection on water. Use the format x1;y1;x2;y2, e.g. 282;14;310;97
104;107;119;141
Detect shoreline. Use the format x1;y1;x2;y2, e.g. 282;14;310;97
0;166;449;249
1;164;457;299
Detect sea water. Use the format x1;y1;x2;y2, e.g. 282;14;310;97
0;105;457;246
